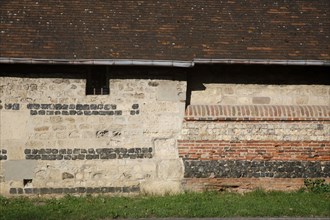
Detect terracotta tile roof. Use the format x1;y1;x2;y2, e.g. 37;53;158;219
0;1;329;61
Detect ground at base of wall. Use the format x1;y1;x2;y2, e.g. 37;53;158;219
182;178;330;193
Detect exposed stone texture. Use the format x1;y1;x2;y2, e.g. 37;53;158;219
140;181;182;195
188;66;330;106
180;121;330;142
62;172;74;180
9;186;140;195
0;149;8;160
0;69;186;196
191;84;330;106
183;160;330;178
153;138;177;159
3;103;20;110
27;103;129;116
3;160;37;181
0;155;8;160
25;148;153;160
158;160;184;180
252;97;271;104
1;65;329;195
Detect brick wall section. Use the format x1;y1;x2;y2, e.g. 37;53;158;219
180;104;330;191
178;141;330;161
185;105;330;121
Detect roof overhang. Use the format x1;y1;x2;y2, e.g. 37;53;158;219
194;58;330;66
1;57;330;67
0;58;193;67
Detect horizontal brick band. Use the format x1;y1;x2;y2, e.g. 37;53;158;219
184;160;330;178
178;141;330;161
25;147;153;160
185;105;330;121
9;186;140;195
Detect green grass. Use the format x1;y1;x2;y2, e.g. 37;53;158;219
0;190;329;219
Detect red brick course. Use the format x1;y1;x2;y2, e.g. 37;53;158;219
178;141;330;161
185;105;330;121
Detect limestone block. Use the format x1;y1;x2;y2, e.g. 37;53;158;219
141;162;157;179
237;97;251;105
221;96;238;105
0;175;4;183
151;115;183;132
191;88;222;105
140;180;182;195
223;87;234;95
3;160;37;181
1;111;29;140
295;96;309;105
0;183;6;195
252;97;271;104
156;81;184;102
25;140;46;148
309;96;330;105
0;139;24;160
157;159;184;180
153;138;178;159
7;145;25;161
123;160;157;180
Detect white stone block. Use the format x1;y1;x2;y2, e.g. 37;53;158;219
157;159;184;180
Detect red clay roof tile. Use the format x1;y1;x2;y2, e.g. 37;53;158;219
0;1;329;61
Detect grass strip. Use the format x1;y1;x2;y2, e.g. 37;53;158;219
0;190;329;219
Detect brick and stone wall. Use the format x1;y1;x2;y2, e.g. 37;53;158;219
178;105;330;192
0;66;186;196
1;64;329;196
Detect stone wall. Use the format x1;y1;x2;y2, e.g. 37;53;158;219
0;66;186;196
191;83;330;106
1;64;329;196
